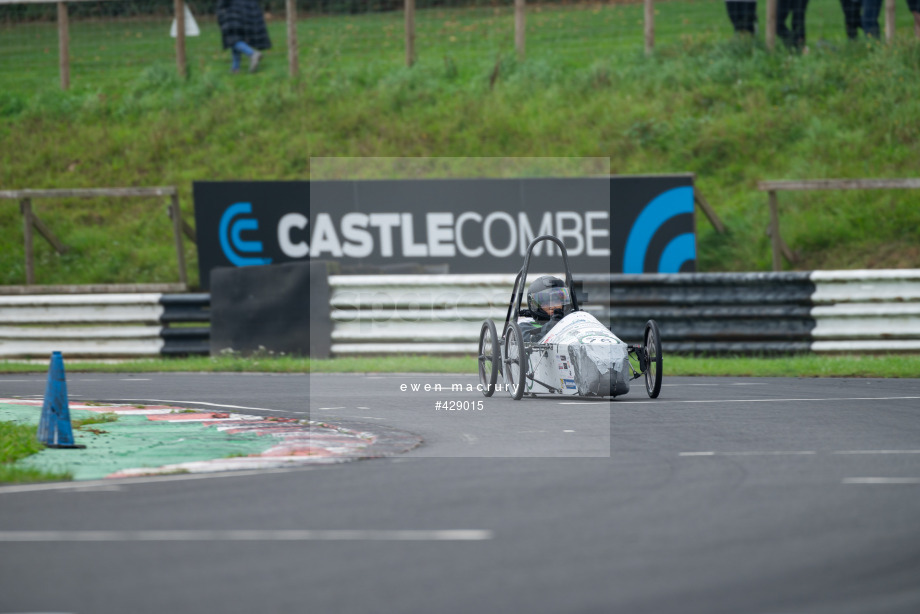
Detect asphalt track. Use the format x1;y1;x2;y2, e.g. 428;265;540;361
1;372;920;614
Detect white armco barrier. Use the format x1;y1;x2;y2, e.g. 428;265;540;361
0;294;165;323
0;294;166;358
329;274;569;355
809;270;920;353
0;293;211;358
2;270;919;357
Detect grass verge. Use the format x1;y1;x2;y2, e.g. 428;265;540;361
0;421;73;483
1;354;918;377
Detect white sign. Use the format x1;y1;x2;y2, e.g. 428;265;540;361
170;5;201;38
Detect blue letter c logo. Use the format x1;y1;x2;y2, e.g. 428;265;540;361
219;202;273;267
624;186;695;273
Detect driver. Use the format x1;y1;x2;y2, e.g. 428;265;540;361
519;276;573;342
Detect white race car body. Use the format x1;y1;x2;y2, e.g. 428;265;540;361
523;311;631;397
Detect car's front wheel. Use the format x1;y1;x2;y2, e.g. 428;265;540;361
478;319;499;397
503;321;526;400
644;319;662;398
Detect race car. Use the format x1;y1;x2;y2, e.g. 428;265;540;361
477;235;662;400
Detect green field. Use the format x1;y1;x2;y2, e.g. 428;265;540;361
2;0;920;287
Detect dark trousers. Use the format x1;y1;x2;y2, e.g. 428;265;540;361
861;0;883;37
726;2;757;34
777;0;810;48
840;0;862;38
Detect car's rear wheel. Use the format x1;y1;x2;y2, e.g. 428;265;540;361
503;321;526;400
478;320;499;397
644;319;662;398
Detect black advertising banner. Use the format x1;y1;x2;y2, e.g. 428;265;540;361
193;177;695;289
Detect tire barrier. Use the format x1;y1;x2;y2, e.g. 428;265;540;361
580;272;818;354
2;269;918;357
0;293;209;358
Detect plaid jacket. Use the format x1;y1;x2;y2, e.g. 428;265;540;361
217;0;272;50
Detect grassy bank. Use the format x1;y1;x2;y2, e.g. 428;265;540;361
0;408;118;483
1;2;919;286
0;421;73;483
2;354;919;377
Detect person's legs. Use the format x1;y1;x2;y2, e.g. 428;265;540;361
791;0;810;48
740;2;757;33
776;0;794;45
726;2;754;33
233;41;256;57
861;0;882;38
248;50;263;73
840;0;862;39
232;40;262;73
231;48;242;73
726;2;742;32
908;0;920;37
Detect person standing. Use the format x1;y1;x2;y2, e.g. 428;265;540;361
776;0;810;50
217;0;272;73
725;0;758;35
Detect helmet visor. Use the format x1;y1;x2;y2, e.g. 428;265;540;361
532;287;571;314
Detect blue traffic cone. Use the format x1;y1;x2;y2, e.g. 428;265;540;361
36;351;85;449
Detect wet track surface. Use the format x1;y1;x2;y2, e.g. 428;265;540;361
1;373;920;614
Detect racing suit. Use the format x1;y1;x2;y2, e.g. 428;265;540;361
519;314;563;343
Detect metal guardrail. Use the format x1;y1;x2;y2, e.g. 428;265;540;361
328;273;814;355
0;293;208;358
808;270;920;352
329;270;920;355
2;270;919;358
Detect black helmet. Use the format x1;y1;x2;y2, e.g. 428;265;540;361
526;276;572;320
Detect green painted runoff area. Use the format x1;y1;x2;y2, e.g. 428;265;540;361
0;402;274;481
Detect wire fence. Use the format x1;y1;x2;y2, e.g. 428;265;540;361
1;0;917;91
